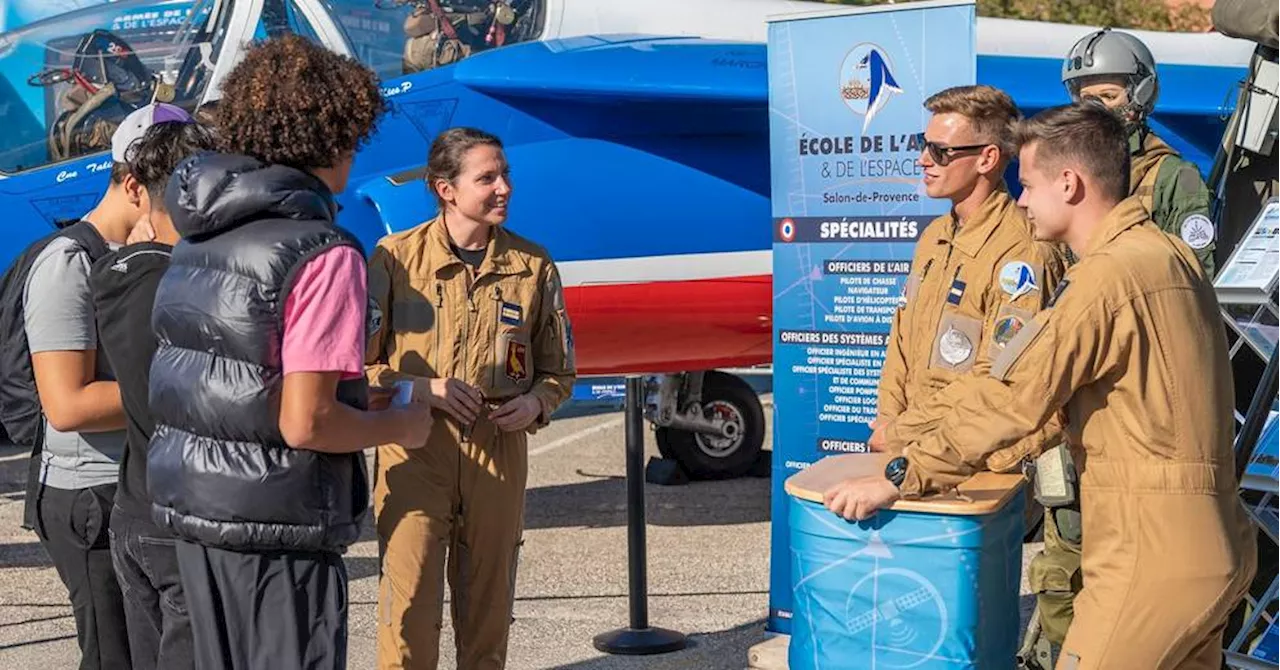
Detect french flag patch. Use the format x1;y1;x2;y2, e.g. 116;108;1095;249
500;302;523;326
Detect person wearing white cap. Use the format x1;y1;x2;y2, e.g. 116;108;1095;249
20;101;190;669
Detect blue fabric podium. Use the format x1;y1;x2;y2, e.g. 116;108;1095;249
785;454;1026;669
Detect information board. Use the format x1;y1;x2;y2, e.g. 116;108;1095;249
766;0;976;633
1216;198;1280;305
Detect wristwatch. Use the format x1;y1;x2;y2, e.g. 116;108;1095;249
884;455;909;488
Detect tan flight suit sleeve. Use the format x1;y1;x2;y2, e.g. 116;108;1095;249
364;243;412;388
876;295;910;421
525;260;577;432
896;274;1118;498
883;244;1068;459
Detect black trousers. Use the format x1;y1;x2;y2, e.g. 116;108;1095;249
108;509;194;670
34;483;131;670
174;539;349;670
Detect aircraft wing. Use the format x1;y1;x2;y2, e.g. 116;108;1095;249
452;34;766;105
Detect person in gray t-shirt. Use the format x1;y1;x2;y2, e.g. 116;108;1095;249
24;224;133;670
25;236;127;487
20;102;181;670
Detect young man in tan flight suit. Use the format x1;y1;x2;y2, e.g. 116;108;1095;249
859;84;1068;474
365;127;577;670
823;101;1257;670
1019;28;1223;656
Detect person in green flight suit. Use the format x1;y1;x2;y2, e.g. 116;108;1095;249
1017;28;1221;668
1062;27;1218;277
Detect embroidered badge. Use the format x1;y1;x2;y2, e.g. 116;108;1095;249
505;340;528;382
500;302;523;326
993;315;1024;347
999;261;1039;300
939;325;973;365
1179;214;1215;250
947;279;966;306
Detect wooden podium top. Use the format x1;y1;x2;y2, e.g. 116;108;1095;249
784;453;1026;516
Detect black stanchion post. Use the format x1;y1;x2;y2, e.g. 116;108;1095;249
593;376;687;655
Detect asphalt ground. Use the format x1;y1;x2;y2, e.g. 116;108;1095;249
0;391;1041;669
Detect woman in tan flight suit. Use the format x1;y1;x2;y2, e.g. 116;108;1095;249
365;127;577;670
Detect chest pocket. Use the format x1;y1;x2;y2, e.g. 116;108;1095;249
928;266;982;373
488;282;535;400
929;311;983;373
390;278;442;377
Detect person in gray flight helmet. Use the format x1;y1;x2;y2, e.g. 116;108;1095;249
1061;28;1217;275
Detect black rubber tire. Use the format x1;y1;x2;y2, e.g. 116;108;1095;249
655;371;765;480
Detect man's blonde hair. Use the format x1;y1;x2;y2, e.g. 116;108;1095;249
923;85;1022;162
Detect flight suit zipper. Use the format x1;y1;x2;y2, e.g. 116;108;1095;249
926;244;961;344
492;285;503;393
460;269;484;444
435;283;444;376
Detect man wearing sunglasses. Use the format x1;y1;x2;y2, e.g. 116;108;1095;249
824;85;1069;513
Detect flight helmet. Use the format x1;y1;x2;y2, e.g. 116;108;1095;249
1062;28;1159;130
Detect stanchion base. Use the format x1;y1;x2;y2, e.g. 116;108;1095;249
592;626;688;655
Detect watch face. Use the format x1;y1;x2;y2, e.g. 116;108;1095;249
885;456;907;484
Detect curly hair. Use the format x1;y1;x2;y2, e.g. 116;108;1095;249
214;35;387;171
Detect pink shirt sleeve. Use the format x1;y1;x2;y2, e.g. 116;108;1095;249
281;246;367;380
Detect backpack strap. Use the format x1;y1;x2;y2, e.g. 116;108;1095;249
58;220;110;261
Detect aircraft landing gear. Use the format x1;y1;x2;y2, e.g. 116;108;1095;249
649;371;765;480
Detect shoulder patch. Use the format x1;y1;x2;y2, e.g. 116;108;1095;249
998;261;1039;300
1179;214;1215;250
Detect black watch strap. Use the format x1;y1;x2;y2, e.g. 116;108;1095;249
884;455;909;488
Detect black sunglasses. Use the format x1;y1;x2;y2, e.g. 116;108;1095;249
923;140;990;166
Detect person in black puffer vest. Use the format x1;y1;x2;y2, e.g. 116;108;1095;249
146;36;434;670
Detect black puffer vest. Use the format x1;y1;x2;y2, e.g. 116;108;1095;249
148;152;369;554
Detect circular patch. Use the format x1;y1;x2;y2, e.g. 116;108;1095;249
779;218;796;243
998;261;1038;299
993;315;1024;347
939;326;973;365
1180;214;1215;250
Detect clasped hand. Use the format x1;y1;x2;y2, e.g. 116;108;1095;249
426;378;541;433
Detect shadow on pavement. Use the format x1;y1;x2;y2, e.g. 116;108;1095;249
524;473;771;531
0;444;35;500
550;618;770;670
0;540;49;569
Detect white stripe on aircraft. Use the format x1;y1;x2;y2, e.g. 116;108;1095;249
558;249;773;287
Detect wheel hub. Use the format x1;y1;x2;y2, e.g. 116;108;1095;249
695;401;745;458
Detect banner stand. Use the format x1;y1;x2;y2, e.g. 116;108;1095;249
764;0;977;637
